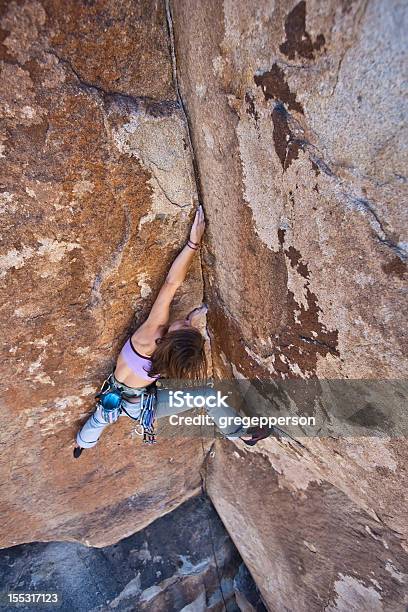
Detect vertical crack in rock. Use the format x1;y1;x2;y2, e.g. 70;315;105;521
164;0;213;359
164;0;204;204
162;12;225;602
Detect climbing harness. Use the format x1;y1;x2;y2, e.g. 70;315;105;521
95;374;158;444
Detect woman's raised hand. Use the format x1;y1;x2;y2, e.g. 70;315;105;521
189;205;205;244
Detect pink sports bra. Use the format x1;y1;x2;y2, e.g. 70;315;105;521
118;336;160;383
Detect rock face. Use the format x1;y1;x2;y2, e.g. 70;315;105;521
0;495;266;612
170;0;407;379
0;0;209;547
1;0;408;611
169;0;408;609
206;439;408;611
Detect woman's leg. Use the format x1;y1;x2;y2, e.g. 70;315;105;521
74;374;145;454
74;398;142;456
155;384;248;438
120;398;142;420
76;404;112;449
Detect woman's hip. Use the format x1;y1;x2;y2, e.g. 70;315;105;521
108;372;147;399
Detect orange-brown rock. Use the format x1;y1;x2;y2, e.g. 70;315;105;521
170;0;408;608
0;0;209;548
206;439;408;611
1;0;408;610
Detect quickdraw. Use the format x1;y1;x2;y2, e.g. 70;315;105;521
126;388;157;444
139;390;157;444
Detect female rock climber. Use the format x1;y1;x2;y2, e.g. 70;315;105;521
73;205;273;458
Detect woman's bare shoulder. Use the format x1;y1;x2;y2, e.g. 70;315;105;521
131;322;167;355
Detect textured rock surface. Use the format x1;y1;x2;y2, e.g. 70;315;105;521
0;495;267;612
0;0;209;548
170;0;408;609
206;439;408;612
171;0;407;379
1;0;408;610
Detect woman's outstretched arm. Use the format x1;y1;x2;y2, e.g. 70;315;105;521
166;205;205;285
143;206;205;328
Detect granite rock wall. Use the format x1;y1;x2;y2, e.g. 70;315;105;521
170;0;408;609
0;0;210;548
1;0;407;610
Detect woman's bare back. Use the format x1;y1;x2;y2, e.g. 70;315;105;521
114;326;165;389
